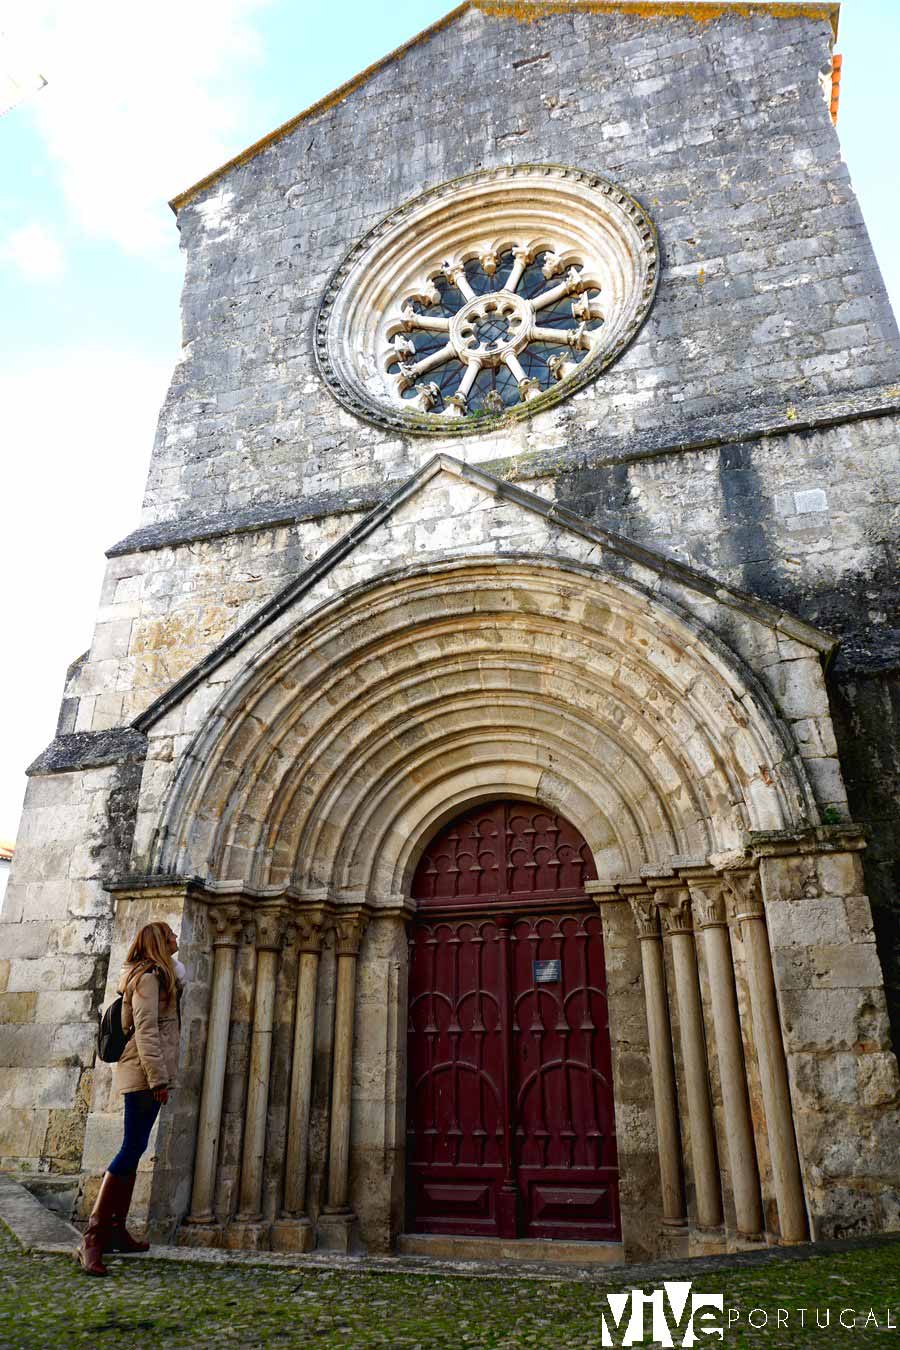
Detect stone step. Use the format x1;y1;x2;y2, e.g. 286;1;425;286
396;1234;625;1265
16;1172;79;1222
0;1173;81;1247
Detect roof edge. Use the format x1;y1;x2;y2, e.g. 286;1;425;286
168;0;840;213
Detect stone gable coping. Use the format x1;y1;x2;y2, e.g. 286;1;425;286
129;451;836;736
168;1;840;213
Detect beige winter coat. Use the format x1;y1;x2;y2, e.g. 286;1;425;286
114;962;181;1094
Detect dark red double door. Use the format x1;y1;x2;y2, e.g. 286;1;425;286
406;802;620;1242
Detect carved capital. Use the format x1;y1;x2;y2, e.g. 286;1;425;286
207;904;244;948
688;880;728;930
252;906;286;952
390;333;416;363
721;869;765;924
287;905;327;955
541;250;564;279
412;380;440;413
547;352;578;382
564;265;584;294
332;910;369;958
656;886;693;936
629;893;661;940
440;258;463;286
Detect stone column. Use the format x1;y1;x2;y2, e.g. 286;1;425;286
687;876;763;1238
271;904;326;1253
722;869;807;1243
230;905;284;1247
317;907;369;1253
625;887;686;1227
657;886;723;1230
183;903;244;1235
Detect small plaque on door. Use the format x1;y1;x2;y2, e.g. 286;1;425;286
533;959;561;983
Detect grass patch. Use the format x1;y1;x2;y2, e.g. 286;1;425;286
0;1226;897;1347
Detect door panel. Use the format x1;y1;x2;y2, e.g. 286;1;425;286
407;802;620;1244
406;919;507;1235
511;912;619;1240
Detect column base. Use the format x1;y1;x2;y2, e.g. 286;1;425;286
176;1222;225;1249
271;1216;315;1253
688;1225;726;1258
657;1222;689;1259
224;1220;273;1251
316;1211;359;1254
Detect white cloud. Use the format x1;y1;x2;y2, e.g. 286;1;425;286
3;1;272;257
0;345;171;837
1;221;65;280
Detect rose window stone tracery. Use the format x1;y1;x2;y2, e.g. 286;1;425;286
387;249;605;416
314;165;658;435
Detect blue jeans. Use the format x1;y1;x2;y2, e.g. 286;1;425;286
108;1090;162;1176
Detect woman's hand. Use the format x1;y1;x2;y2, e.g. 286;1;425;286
153;1086;169;1104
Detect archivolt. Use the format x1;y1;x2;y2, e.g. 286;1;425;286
150;558;815;896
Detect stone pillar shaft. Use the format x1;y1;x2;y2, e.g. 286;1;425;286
236;911;282;1221
726;872;807;1243
658;887;723;1230
628;892;686;1226
187;906;241;1225
324;911;368;1215
282;916;324;1216
690;880;763;1237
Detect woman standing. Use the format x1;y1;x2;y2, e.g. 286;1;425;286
76;920;184;1276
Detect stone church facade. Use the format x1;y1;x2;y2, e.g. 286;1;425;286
2;1;899;1264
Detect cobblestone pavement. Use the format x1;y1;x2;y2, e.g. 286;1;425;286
1;1225;899;1348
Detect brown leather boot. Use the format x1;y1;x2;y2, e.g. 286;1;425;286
75;1173;119;1275
105;1172;150;1253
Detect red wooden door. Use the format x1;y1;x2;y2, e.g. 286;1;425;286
406;802;620;1241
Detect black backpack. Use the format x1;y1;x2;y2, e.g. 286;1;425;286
97;993;133;1063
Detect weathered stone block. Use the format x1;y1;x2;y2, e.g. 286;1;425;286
0;992;37;1024
780;988;891;1053
766;896;850;948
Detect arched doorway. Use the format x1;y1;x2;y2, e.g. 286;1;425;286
406;800;620;1241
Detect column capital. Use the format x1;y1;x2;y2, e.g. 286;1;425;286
627;891;661;940
655;885;693;936
207;903;245;947
686;878;728;930
285;902;329;954
251;903;287;952
720;868;765;924
331;908;369;957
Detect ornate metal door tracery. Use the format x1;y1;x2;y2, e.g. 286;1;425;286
406;802;620;1241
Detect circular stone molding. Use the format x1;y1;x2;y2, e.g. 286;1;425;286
314;165;659;436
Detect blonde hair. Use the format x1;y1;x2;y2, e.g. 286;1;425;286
125;922;176;996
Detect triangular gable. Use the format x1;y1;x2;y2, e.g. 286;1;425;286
132;452;835;733
169;0;839;212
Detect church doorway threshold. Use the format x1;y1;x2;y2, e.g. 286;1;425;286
396;1234;624;1266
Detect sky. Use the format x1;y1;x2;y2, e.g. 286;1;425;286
1;0;898;843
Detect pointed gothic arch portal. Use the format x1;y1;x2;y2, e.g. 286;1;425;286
406;799;620;1241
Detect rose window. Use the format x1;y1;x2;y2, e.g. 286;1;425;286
315;166;659;435
386;248;605;416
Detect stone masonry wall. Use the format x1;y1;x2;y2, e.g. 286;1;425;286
144;5;898;529
3;3;899;1192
